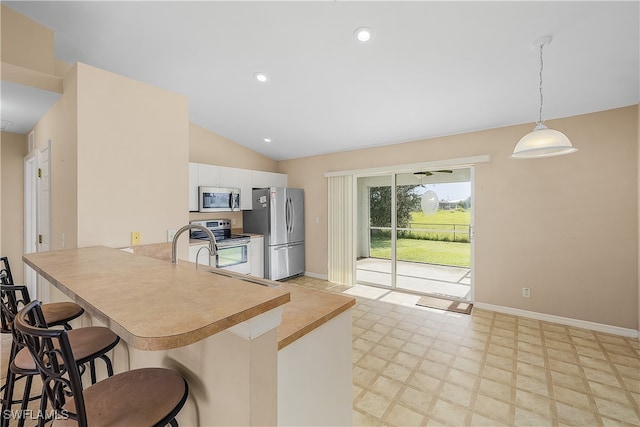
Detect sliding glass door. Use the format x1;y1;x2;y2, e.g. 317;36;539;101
356;168;472;301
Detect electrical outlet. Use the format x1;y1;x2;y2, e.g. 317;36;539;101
131;231;141;246
167;229;177;242
522;287;531;298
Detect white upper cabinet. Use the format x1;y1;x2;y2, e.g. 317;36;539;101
251;170;288;189
218;166;239;188
198;163;220;188
237;170;253;210
189;162;287;211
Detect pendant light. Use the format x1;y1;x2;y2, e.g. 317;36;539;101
511;36;577;159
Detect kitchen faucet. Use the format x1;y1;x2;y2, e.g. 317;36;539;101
171;224;217;265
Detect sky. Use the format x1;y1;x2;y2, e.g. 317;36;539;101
414;182;471;202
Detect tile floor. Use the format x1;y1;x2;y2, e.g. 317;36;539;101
288;275;640;427
3;277;640;427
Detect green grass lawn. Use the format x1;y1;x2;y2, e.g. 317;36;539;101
406;209;471;242
370;209;471;267
410;209;471;225
370;235;470;267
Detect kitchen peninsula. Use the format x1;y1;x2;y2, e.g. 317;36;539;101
23;246;355;426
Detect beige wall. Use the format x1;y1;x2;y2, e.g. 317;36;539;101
280;106;639;330
32;66;79;251
75;63;189;248
0;5;63;93
0;132;26;283
32;63;190;250
1;5;54;75
190;123;277;172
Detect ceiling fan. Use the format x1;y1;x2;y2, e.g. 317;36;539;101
414;170;453;177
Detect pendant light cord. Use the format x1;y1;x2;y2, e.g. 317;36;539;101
538;42;545;124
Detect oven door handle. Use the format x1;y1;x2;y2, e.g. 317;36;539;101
217;242;250;250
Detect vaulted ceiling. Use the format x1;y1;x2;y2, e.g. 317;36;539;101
3;1;638;160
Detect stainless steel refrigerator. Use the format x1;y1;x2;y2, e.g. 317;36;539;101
243;187;305;281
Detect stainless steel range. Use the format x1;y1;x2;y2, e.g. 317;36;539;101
190;220;251;274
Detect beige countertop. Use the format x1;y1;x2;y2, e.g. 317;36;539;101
275;281;355;349
23;245;355;351
206;268;356;350
23;246;290;351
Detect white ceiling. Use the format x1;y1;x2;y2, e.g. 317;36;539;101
3;1;639;160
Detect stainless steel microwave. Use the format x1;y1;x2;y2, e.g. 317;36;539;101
198;187;240;212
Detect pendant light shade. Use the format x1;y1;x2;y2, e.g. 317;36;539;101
511;36;577;159
511;123;577;159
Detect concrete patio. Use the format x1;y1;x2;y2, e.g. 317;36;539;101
355;257;471;300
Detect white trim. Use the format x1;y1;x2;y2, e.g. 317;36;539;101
27;131;35;153
304;271;328;281
24;151;38;298
474;302;640;339
469;167;476;302
324;155;491;178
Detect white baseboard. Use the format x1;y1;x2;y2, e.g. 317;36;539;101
303;271;328;281
473;302;639;339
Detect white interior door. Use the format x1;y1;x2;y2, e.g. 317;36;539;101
24;140;52;300
37;141;51;253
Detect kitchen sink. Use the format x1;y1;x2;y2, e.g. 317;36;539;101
207;269;281;288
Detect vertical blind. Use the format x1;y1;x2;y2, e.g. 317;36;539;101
327;175;354;286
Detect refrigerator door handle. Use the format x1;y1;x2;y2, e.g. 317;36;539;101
273;242;303;251
285;197;290;233
288;196;294;234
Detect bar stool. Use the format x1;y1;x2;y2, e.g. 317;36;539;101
14;300;188;427
1;257;85;331
1;265;83;427
1;284;120;427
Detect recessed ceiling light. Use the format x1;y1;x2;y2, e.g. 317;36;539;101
264;138;272;143
354;27;373;43
254;72;269;83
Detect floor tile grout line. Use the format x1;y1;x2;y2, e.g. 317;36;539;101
565;323;606;426
594;329;640;423
353;296;417;424
540;321;562;427
463;310;495;426
509;316;520;426
291;277;640;427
